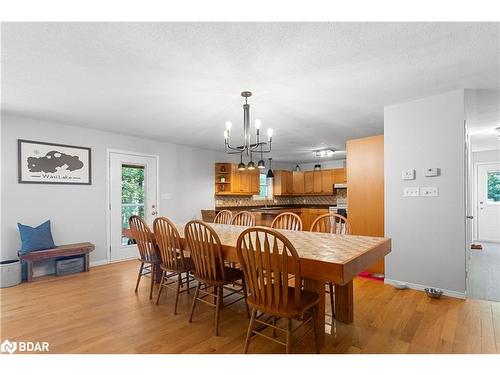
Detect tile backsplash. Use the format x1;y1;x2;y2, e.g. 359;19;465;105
215;190;346;208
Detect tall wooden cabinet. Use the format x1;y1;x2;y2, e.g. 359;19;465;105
346;134;385;274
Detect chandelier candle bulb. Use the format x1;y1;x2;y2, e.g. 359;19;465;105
225;121;232;131
267;128;273;141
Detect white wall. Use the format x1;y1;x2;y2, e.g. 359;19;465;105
1;114;231;265
384;90;466;297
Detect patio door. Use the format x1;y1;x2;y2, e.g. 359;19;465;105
109;151;158;262
477;163;500;242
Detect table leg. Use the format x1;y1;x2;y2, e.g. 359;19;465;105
303;278;325;347
334;281;353;323
84;254;90;272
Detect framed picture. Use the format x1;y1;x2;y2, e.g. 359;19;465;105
18;139;92;185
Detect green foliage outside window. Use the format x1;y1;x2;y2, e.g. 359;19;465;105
487;171;500;202
121;166;145;245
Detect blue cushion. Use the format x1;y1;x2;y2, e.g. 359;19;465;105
17;220;56;254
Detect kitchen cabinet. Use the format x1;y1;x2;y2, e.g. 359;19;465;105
304;171;314;193
333;168;347;183
313;171;322;193
347;135;384;274
273;170;293;195
300;208;329;231
214;163;259;195
321;170;333;194
292;171;305;195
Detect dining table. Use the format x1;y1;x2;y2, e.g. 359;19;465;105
123;222;391;347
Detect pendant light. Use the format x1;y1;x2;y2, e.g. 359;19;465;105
266;158;274;178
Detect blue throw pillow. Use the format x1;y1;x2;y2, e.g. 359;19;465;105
17;220;56;254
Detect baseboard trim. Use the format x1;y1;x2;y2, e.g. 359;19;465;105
384;278;466;300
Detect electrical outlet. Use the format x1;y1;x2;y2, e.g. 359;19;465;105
403;187;420;197
402;169;416;180
421;187;439;197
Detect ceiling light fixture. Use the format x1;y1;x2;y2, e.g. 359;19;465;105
223;91;273;170
314;149;335;158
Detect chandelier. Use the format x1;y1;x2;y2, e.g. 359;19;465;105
223;91;273;171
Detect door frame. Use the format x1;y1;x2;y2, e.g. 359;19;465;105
105;149;160;264
474;160;500;242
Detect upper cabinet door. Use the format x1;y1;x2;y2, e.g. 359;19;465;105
250;169;260;194
313;171;322;193
321;170;333;193
304;171;314;193
293;171;304;195
333;168;347;183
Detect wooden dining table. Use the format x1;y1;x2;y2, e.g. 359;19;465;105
123;222;391;347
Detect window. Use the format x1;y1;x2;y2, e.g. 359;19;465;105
259;173;268;197
121;165;145;245
487;170;500;203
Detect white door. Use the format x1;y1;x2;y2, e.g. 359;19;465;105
477;163;500;242
109;151;158;262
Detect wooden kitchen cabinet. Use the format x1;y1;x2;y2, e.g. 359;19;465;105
273;170;293;195
214;163;259;195
313;171;322;193
347;135;384;274
333;168;347;183
304;171;314;193
292;171;305;195
321;170;333;194
300;208;329;231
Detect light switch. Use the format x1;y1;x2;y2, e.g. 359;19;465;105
403;187;420;197
424;168;440;177
402;169;416;180
161;193;171;200
421;187;439;197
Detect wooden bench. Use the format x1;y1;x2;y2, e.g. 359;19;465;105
18;242;95;282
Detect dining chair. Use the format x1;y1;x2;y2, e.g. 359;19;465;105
184;220;250;336
231;211;255;226
236;227;320;354
310;213;351;318
153;216;195;313
129;215;161;299
270;212;303;231
214;209;233;224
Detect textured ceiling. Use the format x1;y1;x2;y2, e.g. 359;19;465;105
2;22;499;162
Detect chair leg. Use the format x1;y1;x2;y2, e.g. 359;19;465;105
186;272;191;294
174;273;182;314
188;281;201;323
135;263;144;293
273;316;277;337
149;264;155;300
241;277;250;318
310;306;321;354
286;318;292;354
243;308;257;354
215;286;223;336
155;270;166;305
328;282;335;318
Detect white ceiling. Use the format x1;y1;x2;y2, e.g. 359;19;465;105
2;22;499;163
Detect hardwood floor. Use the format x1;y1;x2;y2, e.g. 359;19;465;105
468;242;500;302
1;260;499;354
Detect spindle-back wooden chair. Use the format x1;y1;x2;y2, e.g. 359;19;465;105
153;216;195;313
184;220;249;336
310;213;351;319
231;211;255;226
129;215;161;299
236;227;320;354
214;210;233;224
270;212;303;231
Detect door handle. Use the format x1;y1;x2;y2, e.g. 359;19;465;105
152;204;157;216
466;216;474;219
